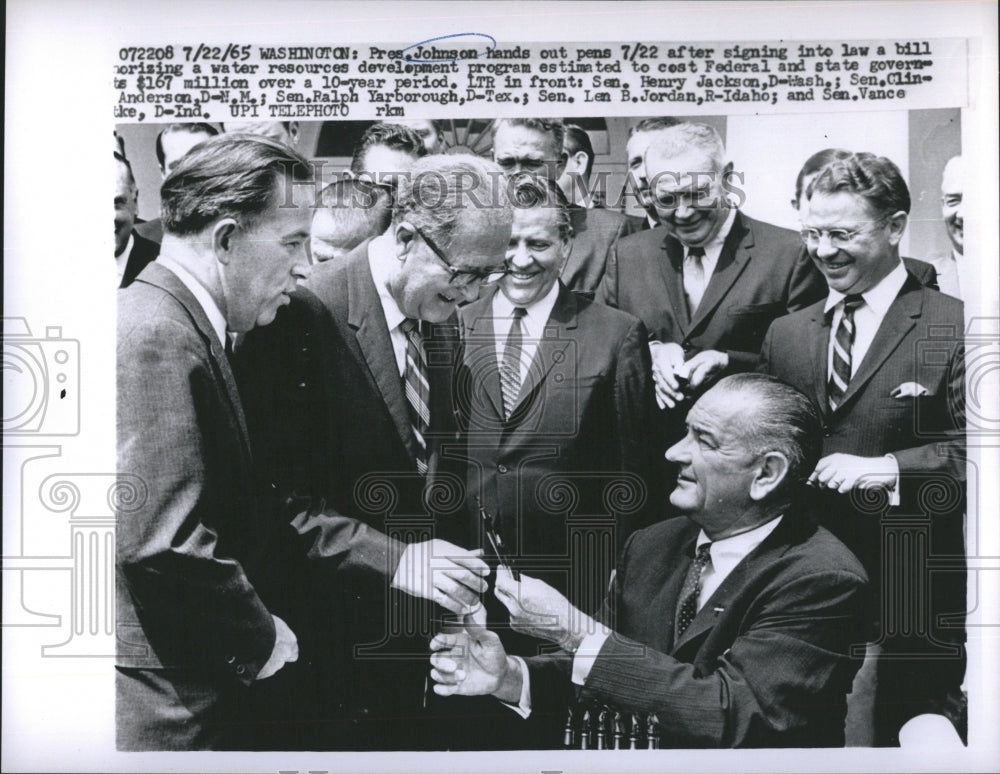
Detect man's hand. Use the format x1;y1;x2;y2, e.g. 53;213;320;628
649;341;687;409
429;614;512;698
392;539;489;615
494;567;591;652
682;349;729;389
256;614;298;680
808;453;899;494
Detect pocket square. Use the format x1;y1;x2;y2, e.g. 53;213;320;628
891;382;929;398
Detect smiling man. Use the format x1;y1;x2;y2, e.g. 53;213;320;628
430;374;869;748
759;152;967;746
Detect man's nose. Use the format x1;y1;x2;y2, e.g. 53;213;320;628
508;243;532;269
293;258;313;282
814;234;840;260
665;437;688;463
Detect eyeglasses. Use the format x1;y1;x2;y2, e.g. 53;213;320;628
800;216;889;248
414;226;508;287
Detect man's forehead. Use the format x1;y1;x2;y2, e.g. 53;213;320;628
495;124;556;154
804;191;873;223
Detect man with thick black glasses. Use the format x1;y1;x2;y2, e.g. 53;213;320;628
235;153;513;750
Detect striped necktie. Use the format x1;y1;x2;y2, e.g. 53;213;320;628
400;318;429;475
828;294;864;411
500;307;527;420
674;542;712;639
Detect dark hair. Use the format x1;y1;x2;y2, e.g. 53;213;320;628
115;151;136;188
155;123;219;170
793;148;851;207
806;152;911;216
350;122;427;174
492;117;565;157
160;133;312;236
316;178;393;246
563;124;595;180
714;373;822;493
507;173;573;241
629;117;681;137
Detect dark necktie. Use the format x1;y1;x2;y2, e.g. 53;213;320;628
683;245;707;312
500;307;527;420
828;294;865;411
224;334;236;367
400;318;429;475
675;542;712;639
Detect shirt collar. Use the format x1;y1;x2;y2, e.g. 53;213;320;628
686;206;737;257
493;279;561;324
115;233;135;279
824;259;907;316
696;514;783;569
368;234;407;333
155;253;228;347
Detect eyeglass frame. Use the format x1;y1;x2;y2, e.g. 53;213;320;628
799;213;896;249
412;225;509;287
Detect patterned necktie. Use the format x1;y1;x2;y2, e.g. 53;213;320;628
828;294;865;411
675;542;712;639
400;318;429;474
500;307;527;420
683;245;707;312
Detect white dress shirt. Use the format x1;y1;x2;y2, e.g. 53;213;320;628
367;235;410;377
491;281;561;384
506;516;784;717
682;207;737;312
926;250;961;300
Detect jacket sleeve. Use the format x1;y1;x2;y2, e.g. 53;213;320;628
596;241;621;309
578;567;868;747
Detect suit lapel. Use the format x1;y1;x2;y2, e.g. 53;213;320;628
687;212;751;336
807;303;833;417
658;235;690;330
835;278;923;413
140;263;251;457
345;251;415;456
461;289;506;421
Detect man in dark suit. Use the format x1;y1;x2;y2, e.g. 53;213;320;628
492;117;630;294
117;135;488;751
599;122;827;416
759;152;966;746
235;152;513;749
114;153;159;287
431;374;869;748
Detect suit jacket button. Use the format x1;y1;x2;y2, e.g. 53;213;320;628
497;464;508;474
235;664;247;675
226;655;236;664
823;426;832;438
682;342;692;352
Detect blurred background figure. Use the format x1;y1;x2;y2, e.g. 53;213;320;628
622;117;681;232
137;123;219;243
350;121;427;187
386;118;445;154
557;123;597;207
926;155;964;299
115;152;159;287
223;120;300;148
310;178;393;262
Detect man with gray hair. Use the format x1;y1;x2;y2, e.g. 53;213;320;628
430;374;869;748
235;152;513;749
925;155;964;299
600;121;825;423
491;117;631;293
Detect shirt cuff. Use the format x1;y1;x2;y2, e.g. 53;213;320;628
885;454;901;506
498;656;532;719
571;627;613;686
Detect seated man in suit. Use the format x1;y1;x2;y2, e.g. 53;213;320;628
454;174;661;747
492;117;630;293
600;122;827;415
759;152;966;746
235;152;512;749
431;374;869;748
117;134;488;751
309;178;393;262
791;148;938;290
114;152;159;287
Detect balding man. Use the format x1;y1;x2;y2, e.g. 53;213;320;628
431;374;869;748
492;117;631;293
925;155;964;299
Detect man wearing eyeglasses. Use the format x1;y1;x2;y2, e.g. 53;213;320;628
234;153;512;750
491;117;631;294
759;152;966;748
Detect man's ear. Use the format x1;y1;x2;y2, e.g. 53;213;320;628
212;219;239;264
750;451;790;501
394;221;416;261
886;210;908;246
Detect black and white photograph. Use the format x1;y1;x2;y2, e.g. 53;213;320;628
4;1;998;772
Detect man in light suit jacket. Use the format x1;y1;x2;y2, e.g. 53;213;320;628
599;122;827;417
492;117;630;294
431;375;869;748
759;152;966;746
117;135;488;751
235;153;513;750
